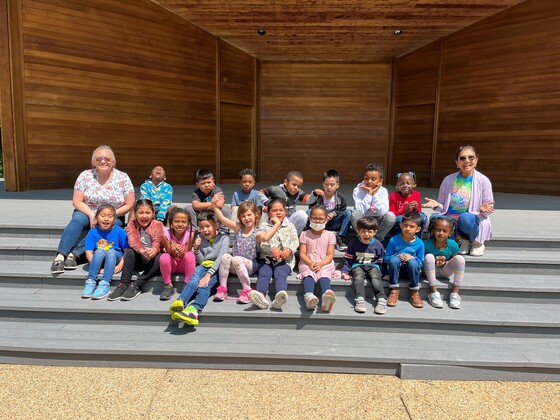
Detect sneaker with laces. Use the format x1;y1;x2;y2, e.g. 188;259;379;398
169;299;184;314
387;289;399;307
236;289;252;304
409;289;424;308
304;292;319;310
321;290;336;312
51;259;65;275
121;283;141;301
428;291;444;308
469;241;485;256
449;293;462;309
354;297;366;313
374;298;387;315
91;280;111;300
81;279;97;299
159;284;175;301
213;285;228;302
174;305;199;326
107;283;127;301
335;236;347;252
64;253;78;270
249;290;270;309
271;290;288;309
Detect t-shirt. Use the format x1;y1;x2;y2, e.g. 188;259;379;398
192;186;223;212
447;175;472;219
423;238;460;260
74;169;134;212
85;226;129;258
231;189;265;207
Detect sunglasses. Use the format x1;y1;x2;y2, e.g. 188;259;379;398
458;155;476;162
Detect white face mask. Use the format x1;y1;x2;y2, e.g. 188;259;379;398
309;222;326;231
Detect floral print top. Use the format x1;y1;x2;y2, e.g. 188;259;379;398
74;168;134;212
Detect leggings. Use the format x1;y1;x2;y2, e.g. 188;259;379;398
159;251;196;285
303;276;331;295
256;259;291;294
423;254;465;287
218;254;256;291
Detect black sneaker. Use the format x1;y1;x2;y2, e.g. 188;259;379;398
64;253;78;270
50;260;65;275
335;236;347;252
121;283;141;301
159;284;175;301
107;283;127;301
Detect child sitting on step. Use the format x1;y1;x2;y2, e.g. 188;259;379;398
169;212;230;326
139;166;173;223
211;198;282;304
389;171;427;236
423;216;465;309
249;199;299;310
82;204;128;300
298;206;337;312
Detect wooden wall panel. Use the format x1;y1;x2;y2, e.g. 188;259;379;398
20;0;217;189
219;40;255;106
259;63;391;185
435;0;560;195
220;103;253;180
392;105;435;187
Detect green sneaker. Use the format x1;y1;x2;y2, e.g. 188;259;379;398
174;306;199;326
169;299;184;315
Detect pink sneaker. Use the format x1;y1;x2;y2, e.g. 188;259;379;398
237;289;251;304
213;285;228;302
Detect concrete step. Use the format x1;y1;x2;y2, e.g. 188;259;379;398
0;286;558;337
1;260;559;303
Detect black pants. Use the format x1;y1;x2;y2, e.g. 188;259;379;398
120;248;161;288
351;265;386;300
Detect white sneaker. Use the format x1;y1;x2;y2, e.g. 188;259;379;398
304;292;319;310
249;290;270;309
374;298;387;315
458;240;470;255
428;291;444;308
354;298;366;313
321;290;336;313
271;290;288;309
449;293;462;309
470;241;485;256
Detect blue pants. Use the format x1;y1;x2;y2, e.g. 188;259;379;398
391;212;428;236
456;212;480;242
87;248;121;282
303;276;331;294
386;256;421;290
326;209;352;238
177;265;218;311
257;259;291;294
57;210;124;257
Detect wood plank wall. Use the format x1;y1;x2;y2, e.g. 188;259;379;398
259;63;391;186
393;0;560;195
218;40;256;181
14;0;219;189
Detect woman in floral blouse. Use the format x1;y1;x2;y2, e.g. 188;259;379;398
50;145;135;274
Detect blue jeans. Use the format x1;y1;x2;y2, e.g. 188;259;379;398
178;265;218;311
57;210;124;257
456;212;480;242
327;209;352;238
386;256;421;290
391;212;428;236
87;248;121;282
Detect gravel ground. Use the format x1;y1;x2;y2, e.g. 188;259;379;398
0;365;559;419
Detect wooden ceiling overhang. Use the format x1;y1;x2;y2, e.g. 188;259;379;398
152;0;525;62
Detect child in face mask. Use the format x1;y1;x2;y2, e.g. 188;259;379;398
298;206;337;312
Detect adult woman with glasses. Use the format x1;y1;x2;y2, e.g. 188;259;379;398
51;145;135;274
423;145;495;256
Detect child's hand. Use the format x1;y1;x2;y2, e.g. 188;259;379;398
342;273;351;281
269;216;281;225
114;259;124;274
198;273;211;288
398;253;413;262
435;256;446;267
313;189;324;197
271;247;281;260
479;202;495;215
193;235;202;250
211;192;225;206
280;249;292;260
361;184;374;195
407;201;419;211
145;247;158;259
311;261;322;272
423;197;440;209
327;212;334;221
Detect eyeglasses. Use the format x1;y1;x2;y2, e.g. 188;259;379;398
95;156;112;163
396;171;416;182
458;155;476;162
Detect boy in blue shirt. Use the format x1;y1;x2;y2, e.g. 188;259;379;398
140;166;173;223
342;216;388;315
230;168;266;217
384;211;425;308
